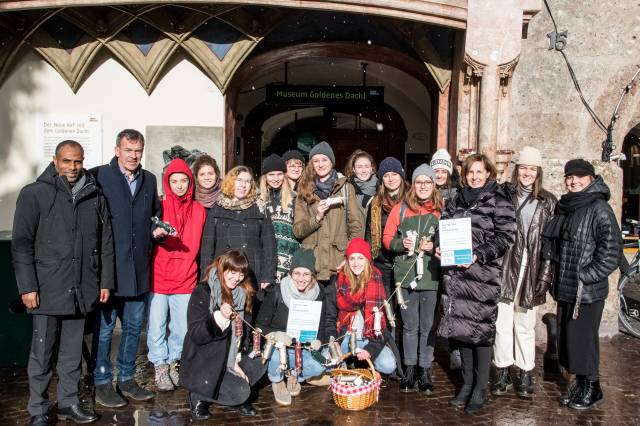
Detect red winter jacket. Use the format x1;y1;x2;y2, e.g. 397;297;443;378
152;159;206;294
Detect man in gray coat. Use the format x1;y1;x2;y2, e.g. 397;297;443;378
12;140;114;425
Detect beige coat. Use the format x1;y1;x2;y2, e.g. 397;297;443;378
293;176;364;281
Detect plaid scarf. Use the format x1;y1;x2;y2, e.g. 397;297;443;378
335;268;387;339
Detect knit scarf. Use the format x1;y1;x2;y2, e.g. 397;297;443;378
353;175;378;207
218;192;257;211
69;173;87;201
541;186;605;261
280;275;320;308
207;269;247;369
314;169;338;200
335;269;387;339
195;183;220;209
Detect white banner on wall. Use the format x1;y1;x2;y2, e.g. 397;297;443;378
36;114;102;170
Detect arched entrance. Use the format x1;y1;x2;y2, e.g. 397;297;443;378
226;40;443;173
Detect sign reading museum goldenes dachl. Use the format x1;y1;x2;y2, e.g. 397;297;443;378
266;84;384;106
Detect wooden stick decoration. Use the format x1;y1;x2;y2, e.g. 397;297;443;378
261;336;276;365
372;307;382;337
383;300;395;328
328;336;342;360
276;341;288;372
294;339;303;375
234;314;243;351
349;330;357;353
249;328;262;359
396;282;407;309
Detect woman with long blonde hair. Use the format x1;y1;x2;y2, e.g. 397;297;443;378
200;165;277;293
259;154;299;282
331;238;397;375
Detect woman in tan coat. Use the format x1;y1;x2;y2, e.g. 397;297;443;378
293;142;364;283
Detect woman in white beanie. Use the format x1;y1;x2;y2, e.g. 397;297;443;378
430;149;462;371
492;146;557;398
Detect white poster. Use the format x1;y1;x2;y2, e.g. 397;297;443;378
36;114;102;170
286;299;323;343
439;217;474;267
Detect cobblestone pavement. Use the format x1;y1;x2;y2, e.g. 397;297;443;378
1;334;639;425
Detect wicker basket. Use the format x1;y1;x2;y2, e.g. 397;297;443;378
329;358;381;411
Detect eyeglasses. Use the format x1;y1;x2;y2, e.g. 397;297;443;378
414;180;434;187
236;178;252;185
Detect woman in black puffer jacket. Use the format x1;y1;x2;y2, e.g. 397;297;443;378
437;154;516;414
542;159;621;411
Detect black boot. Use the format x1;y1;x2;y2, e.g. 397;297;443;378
117;379;154;401
224;403;257;417
188;393;212;421
57;404;99;424
30;414;56;426
516;369;534;398
417;367;434;395
491;367;512;396
464;388;488;415
95;383;127;408
448;385;472;407
568;380;603;410
559;376;584;406
399;365;416;392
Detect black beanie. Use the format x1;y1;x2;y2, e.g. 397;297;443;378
262;154;286;175
283;150;305;164
564;159;595;177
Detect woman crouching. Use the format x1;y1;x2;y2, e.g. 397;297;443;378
256;248;329;406
331;238;398;375
180;250;266;420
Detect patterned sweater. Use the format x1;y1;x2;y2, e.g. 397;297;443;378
267;191;300;282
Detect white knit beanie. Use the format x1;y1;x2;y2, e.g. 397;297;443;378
515;146;543;167
430;149;453;174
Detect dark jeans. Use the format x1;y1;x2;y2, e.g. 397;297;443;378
400;289;437;367
558;299;604;379
28;314;84;416
92;294;147;385
192;356;266;406
458;341;492;390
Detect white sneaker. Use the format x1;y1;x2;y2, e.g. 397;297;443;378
155;364;174;391
169;361;180;386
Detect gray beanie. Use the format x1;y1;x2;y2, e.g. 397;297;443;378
309;141;335;165
411;163;436;183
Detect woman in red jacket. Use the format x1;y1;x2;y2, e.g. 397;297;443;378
148;158;207;391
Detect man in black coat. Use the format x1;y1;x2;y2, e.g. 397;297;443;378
542;159;622;411
12;140;114;425
90;129;163;407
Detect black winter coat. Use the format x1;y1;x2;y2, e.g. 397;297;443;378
179;283;231;399
255;281;331;343
549;177;621;305
91;157;161;297
501;185;557;309
12;164;114;315
438;181;516;346
200;201;277;286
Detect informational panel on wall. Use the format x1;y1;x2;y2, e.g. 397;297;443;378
36;114;102;170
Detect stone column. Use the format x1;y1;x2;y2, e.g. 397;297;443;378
478;64;500;160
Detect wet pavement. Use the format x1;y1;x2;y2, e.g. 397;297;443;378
1;333;639;425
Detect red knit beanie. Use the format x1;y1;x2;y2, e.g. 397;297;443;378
345;237;372;261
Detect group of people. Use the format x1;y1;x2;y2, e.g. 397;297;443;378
12;129;621;425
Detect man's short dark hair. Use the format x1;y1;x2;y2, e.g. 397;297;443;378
116;129;145;147
55;140;84;157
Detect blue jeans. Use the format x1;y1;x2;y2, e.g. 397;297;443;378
147;293;190;366
92;294;147;385
267;348;326;383
340;336;396;375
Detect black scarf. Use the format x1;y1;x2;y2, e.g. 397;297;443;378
541;188;605;261
460;180;496;206
314;169;338;200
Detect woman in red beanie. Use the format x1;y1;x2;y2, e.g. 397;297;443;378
328;237;398;374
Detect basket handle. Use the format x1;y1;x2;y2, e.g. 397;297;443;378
364;357;377;377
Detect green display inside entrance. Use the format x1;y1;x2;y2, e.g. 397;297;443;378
266;84;384;106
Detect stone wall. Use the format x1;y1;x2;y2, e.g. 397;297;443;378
509;0;640;337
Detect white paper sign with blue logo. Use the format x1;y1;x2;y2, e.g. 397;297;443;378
286;299;323;342
439;217;473;266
